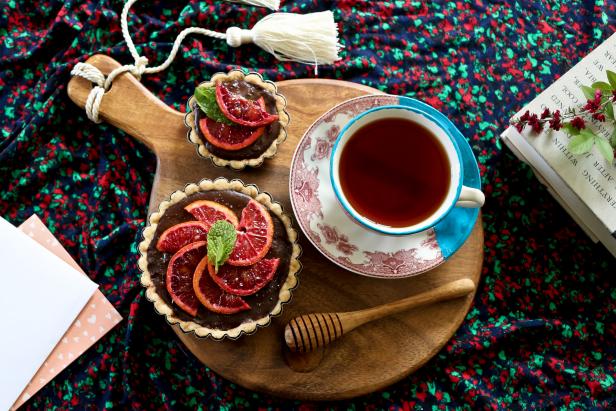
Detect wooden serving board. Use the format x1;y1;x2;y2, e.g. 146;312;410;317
68;55;483;401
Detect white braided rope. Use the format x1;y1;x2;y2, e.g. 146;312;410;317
143;27;227;75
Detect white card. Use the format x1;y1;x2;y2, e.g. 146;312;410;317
0;217;98;410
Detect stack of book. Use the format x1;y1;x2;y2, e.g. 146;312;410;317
501;33;616;258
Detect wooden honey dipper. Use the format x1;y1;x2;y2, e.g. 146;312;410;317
284;278;475;353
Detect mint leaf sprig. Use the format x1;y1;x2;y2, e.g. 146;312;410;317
194;85;234;125
207;220;237;272
511;69;616;163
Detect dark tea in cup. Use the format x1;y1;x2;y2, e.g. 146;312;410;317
330;105;484;236
338;118;451;228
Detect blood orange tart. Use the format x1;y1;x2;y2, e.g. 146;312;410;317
138;178;301;340
185;70;289;170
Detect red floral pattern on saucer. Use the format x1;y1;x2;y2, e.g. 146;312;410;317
317;223;358;255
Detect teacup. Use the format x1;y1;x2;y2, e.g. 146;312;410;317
330;105;484;236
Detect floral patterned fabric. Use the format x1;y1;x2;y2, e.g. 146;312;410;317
1;0;615;409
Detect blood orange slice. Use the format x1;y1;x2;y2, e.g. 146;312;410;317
215;82;279;127
199;117;264;151
156;221;209;253
193;257;250;314
227;199;274;266
185;200;239;230
208;258;279;296
165;241;207;317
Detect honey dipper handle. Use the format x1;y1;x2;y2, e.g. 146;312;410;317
339;278;476;331
284;279;475;353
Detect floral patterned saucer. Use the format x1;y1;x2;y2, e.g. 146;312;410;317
289;95;481;279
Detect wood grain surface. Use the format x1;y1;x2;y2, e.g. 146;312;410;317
67;54;484;401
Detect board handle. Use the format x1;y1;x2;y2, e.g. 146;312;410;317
67;54;186;154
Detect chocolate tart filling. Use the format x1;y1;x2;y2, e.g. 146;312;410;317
146;190;292;331
193;80;281;160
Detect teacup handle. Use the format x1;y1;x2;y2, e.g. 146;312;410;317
456;186;485;208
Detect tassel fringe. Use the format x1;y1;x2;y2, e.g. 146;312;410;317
253;12;341;66
226;11;342;72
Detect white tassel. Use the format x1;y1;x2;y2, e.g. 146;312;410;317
225;0;280;10
226;11;342;72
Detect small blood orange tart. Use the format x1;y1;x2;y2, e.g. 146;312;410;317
186;70;290;170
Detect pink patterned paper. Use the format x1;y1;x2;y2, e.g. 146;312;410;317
11;215;122;410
